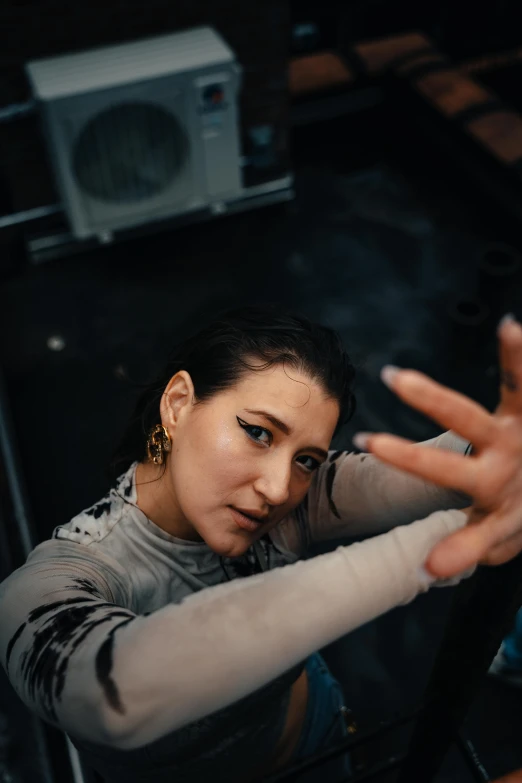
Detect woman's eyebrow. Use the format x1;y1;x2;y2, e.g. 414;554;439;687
243;409;328;460
244;409;290;435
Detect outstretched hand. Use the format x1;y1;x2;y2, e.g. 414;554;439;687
354;314;522;579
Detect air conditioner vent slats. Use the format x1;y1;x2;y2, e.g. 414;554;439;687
73;103;188;204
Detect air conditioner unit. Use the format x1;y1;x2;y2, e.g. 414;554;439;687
25;27;243;240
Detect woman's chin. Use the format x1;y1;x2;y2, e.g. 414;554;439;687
204;528;253;559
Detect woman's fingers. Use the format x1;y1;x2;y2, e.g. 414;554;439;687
365;433;479;496
481;527;522;566
425;505;522;577
496;316;522;415
384;369;496;451
368;316;522;578
425;517;497;577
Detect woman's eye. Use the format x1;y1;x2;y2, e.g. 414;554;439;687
296;455;321;473
237;417;272;445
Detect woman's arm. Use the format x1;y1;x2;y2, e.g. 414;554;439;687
301;430;472;546
0;508;470;752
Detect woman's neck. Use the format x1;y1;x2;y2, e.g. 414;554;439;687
134;461;203;542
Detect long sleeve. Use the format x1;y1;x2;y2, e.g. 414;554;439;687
301;429;472;546
0;507;470;752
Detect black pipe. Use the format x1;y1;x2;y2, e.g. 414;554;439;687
0;204;62;231
265;753;407;783
0;364;56;783
0;365;35;560
0;101;36;123
396;554;522;783
262;707;419;782
348;753;406;782
455;733;491;783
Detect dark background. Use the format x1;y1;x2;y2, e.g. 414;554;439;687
290;0;522;58
1;3;522;783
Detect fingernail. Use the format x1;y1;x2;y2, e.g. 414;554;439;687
497;313;517;334
380;364;401;389
417;566;437;586
353;432;371;451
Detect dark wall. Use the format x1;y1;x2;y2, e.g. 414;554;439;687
0;0;291;212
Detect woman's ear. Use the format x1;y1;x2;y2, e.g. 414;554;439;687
160;371;195;432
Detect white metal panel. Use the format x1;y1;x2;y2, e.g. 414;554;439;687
26;27;234;100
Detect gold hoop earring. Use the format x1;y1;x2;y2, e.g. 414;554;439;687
146;424;172;465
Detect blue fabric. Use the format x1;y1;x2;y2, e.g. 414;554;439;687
289;653;352;782
504;608;522;670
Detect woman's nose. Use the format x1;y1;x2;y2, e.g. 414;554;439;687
253;458;291;507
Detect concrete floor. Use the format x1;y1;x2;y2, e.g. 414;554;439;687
1;105;522;783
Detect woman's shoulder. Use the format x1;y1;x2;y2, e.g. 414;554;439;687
52;463;137;547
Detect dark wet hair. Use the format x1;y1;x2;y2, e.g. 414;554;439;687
111;304;357;477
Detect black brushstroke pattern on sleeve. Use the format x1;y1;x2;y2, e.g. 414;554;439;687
325;463;341;519
6;596;134;723
6;623;26;671
26;597;99;625
331;450;359;462
294;502;311;552
95;619;133;713
63;578;104;598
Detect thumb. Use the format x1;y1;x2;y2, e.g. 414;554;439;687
425;524;491;578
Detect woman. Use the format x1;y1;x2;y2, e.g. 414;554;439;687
1;305;522;783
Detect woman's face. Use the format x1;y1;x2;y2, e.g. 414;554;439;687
156;363;339;557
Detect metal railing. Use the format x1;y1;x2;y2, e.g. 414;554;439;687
0;364;89;783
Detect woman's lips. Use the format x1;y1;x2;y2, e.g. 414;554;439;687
229;507;265;533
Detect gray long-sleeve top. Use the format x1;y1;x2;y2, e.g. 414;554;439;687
0;431;472;781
